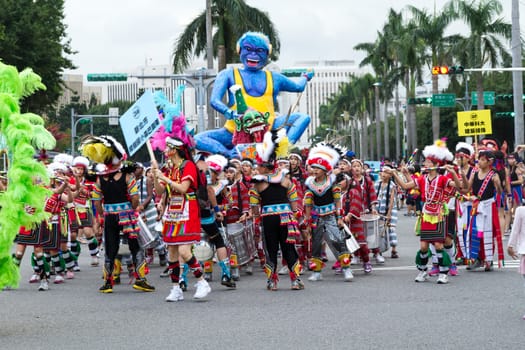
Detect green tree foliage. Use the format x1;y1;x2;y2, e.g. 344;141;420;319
0;0;75;114
172;0;280;72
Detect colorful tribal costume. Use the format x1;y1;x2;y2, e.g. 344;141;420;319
250;168;303;290
225;161;253;280
81;135;155;293
198;154;236;288
464;150;504;271
389;140;461;284
154;137;211;301
375;165;399;259
343;159;379;274
304;143;353;282
70;156;99;267
248;129;303;290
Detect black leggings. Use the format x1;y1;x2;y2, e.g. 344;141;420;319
202;215;226;249
262;215;298;271
104;214;142;275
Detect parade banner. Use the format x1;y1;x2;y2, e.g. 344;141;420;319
457;109;492;137
119;90;161;156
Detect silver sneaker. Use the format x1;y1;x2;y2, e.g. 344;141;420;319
308;271;322;281
38;279;49;291
415;270;428;282
165;285;184;302
343;268;354;282
437;273;449;284
193;279;211;300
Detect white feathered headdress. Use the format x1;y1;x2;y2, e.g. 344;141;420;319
423;139;453;165
306;143;343;172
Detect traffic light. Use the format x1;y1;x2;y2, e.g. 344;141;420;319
432;66;449;75
87;73;128;82
448;65;464;74
432;65;464;75
495;112;515;117
408;97;432;105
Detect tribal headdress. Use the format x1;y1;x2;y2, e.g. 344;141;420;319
422;139;453;166
255;129;289;167
455;142;474;158
150;86;195;152
79;135;127;173
307;142;343;172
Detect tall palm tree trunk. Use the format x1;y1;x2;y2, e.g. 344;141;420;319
431;74;439;139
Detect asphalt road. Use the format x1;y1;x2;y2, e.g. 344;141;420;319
2;211;525;349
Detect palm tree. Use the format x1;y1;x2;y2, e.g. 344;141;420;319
407;3;458;140
172;0;280;73
449;0;511;111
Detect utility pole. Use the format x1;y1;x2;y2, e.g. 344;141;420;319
512;0;524;147
206;0;213;70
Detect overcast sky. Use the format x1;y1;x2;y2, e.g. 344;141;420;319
63;0;520;75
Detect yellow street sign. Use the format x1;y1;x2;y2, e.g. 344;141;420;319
457;109;492;136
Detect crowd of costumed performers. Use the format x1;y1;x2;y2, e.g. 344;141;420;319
6;31;525;300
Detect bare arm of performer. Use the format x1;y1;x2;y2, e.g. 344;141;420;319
492;172;504;196
444;164;462;189
386;167;416;190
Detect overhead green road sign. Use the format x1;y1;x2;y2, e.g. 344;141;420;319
87;73;128;82
432;93;456;107
471;91;495;106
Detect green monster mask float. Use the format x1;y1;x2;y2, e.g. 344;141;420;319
0;61;56;289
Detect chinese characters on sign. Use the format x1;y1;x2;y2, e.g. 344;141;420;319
456;110;492;137
119;90;161;156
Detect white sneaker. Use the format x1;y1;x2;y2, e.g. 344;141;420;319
245;264;253;275
193;279;211;300
278;265;289;275
29;273;40;283
308;272;322;281
165;285;184;302
53;274;65;284
437;273;449;284
350;257;361;265
343;268;354;282
38;279;49;291
414;270;428;283
375;254;385;264
91;256;99;266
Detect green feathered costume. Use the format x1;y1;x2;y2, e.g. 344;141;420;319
0;61;56;290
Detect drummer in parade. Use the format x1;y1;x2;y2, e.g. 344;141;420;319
225;160;255;279
342;158;379;274
199;154;236;288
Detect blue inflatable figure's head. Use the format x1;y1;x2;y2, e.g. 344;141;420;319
236;32;271;71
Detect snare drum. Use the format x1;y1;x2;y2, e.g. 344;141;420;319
361;213;380;249
227;221;256;266
137;216;157;248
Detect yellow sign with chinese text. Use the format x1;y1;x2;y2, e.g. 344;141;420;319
457;109;492;136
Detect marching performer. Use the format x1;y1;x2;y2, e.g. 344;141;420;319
453;142;475;265
70;156;99;267
152;137;211;301
250;130;304;290
304;143;353;282
387;140;461;284
343;158;379;274
81;135;155;293
198;153;236;288
463;150;504;271
376;164;399;259
225;160;254;279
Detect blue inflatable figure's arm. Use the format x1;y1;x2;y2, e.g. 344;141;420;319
210;68;239;120
272;68;314;97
